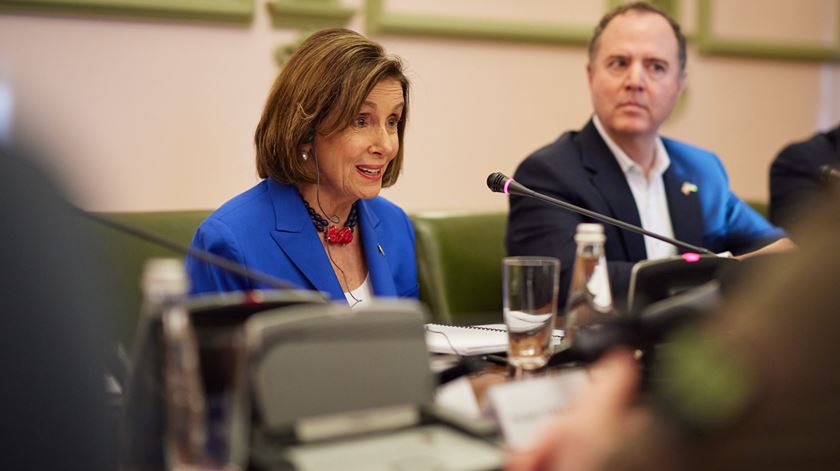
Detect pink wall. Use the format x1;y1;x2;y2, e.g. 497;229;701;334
1;0;838;212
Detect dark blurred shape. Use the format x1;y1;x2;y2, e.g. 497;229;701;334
818;164;840;184
0;144;113;470
769;124;839;233
547;280;722;369
544;255;735;369
608;193;840;470
627;255;738;313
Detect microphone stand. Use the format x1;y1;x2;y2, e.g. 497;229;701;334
487;172;716;256
79;209;300;291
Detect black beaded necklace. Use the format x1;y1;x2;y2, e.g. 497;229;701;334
302;197;359;245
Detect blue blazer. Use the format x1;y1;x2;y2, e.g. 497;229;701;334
507;120;785;307
186;179;419;302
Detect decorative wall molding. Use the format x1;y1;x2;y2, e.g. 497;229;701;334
0;0;255;23
266;0;355;66
365;0;601;46
266;0;354;30
696;0;840;62
274;32;308;66
607;0;680;20
4;0;838;64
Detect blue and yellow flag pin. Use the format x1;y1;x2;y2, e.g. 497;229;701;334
681;182;698;196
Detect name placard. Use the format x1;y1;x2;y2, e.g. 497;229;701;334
486;369;588;449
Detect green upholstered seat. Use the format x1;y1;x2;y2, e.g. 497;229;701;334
411;211;507;325
746;200;769;219
95;210;211;346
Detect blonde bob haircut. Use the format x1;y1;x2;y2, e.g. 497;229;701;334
255;28;410;188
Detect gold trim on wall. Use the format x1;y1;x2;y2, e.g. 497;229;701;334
0;0;255;23
696;0;840;62
365;0;609;46
266;0;354;30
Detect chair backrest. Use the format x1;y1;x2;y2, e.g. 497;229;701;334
746;200;769;218
95;210;212;346
411;211;507;324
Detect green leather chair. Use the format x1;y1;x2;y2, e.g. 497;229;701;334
95;210;211;346
746;200;769;219
411;211;507;325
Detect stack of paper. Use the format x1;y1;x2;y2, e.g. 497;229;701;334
425;324;508;355
424;324;564;356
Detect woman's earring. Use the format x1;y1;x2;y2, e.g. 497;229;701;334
302;151;309;161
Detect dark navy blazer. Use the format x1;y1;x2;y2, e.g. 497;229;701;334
186;179;418;302
507;120;784;307
769;125;840;230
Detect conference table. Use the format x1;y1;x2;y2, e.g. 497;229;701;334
124;297;537;470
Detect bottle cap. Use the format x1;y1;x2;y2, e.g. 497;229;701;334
576;223;603;234
141;258;189;297
575;223;606;243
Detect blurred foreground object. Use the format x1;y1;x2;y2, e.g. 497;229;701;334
610;191;840;470
0;144;112;470
508;191;840;471
769;124;840;233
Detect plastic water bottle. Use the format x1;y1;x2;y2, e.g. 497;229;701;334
142;259;207;470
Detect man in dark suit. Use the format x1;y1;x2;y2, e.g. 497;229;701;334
769;124;840;232
507;2;790;308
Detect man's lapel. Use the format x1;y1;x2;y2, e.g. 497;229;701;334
578;121;647;261
662;142;704;251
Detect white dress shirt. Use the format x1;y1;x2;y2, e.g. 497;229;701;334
344;273;373;309
592;116;677;260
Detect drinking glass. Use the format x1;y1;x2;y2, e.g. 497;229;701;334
502;257;560;371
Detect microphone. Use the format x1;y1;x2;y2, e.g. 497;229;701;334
487;172;716;256
547;281;721;366
818;165;840;184
78;210;301;292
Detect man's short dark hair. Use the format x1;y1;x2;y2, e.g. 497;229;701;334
588;1;687;73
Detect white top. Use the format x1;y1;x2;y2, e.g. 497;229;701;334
593;116;677;260
344;273;372;308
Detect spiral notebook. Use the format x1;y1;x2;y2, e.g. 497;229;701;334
424;323;564;355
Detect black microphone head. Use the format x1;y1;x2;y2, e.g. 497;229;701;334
487;172;508;193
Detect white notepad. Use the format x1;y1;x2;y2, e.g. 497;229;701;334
424;323;564;355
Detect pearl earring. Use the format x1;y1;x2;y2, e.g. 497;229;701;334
302;151;309;161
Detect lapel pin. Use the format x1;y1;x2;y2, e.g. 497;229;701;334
681;182;698;196
377;243;385;256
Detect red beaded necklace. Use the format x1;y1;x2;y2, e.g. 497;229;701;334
302;198;359;245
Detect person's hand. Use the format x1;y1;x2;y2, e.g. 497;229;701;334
735;237;796;260
505;348;644;471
